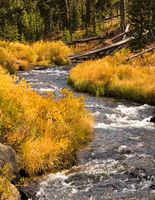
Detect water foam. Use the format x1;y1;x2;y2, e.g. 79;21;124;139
94;104;154;130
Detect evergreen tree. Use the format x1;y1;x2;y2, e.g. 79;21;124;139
0;0;23;40
128;0;155;48
22;0;44;40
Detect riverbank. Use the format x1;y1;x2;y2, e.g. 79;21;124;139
0;40;72;73
68;49;155;105
0;66;93;199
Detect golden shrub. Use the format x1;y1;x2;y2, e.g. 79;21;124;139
0;67;92;175
69;50;155;105
0;40;72;73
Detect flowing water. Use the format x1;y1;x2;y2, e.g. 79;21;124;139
18;67;155;200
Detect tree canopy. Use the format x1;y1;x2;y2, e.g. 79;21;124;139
0;0;154;48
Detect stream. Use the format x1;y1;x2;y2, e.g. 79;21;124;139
18;66;155;200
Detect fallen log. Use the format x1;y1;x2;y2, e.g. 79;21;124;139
112;29;131;42
67;35;106;45
50;35;63;41
70;30;151;61
67;29;131;46
123;24;130;40
91;30;131;51
104;14;120;21
70;37;132;61
109;24;130;56
127;45;155;61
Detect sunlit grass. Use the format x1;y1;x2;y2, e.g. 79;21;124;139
0;40;72;73
0;67;93;175
0;164;12;200
68;49;155;105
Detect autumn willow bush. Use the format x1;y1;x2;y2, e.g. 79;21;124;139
0;67;92;176
68;49;155;105
0;40;72;73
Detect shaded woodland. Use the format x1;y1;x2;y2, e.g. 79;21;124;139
0;0;154;49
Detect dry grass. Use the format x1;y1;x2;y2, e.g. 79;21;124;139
0;165;12;200
104;18;119;33
68;49;155;105
0;41;72;73
72;41;100;55
0;67;93;175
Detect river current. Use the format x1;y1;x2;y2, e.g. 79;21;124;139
18;66;155;200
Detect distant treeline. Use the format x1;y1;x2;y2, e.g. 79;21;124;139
0;0;154;46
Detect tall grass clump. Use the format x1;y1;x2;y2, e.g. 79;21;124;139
68;49;155;105
0;41;72;73
0;67;92;176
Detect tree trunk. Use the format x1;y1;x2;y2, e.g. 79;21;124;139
85;0;90;28
81;0;85;29
120;0;126;32
64;0;71;29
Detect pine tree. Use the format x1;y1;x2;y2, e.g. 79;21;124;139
128;0;155;48
0;0;23;40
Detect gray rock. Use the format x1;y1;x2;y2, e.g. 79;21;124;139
150;175;155;189
0;143;19;178
117;145;131;154
7;182;21;200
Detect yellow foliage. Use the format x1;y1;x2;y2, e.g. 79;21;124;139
22;137;72;175
0;165;12;200
0;67;92;175
0;40;72;73
69;49;155;105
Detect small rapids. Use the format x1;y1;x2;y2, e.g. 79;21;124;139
18;67;155;200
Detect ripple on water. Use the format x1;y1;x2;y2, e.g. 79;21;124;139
94;103;154;130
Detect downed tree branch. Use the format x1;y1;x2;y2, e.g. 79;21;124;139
112;29;130;42
123;24;130;40
50;35;63;41
70;30;151;61
109;24;130;56
127;45;155;61
67;31;128;46
67;35;106;45
91;29;131;51
70;37;133;61
104;14;120;21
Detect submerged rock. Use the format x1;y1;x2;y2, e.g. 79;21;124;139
117;145;131;154
150;116;155;123
150;176;155;189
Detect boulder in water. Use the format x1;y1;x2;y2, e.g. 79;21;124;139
150;116;155;123
117;145;131;154
150;175;155;189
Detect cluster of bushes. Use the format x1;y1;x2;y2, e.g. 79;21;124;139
0;41;72;73
0;66;92;176
68;49;155;105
